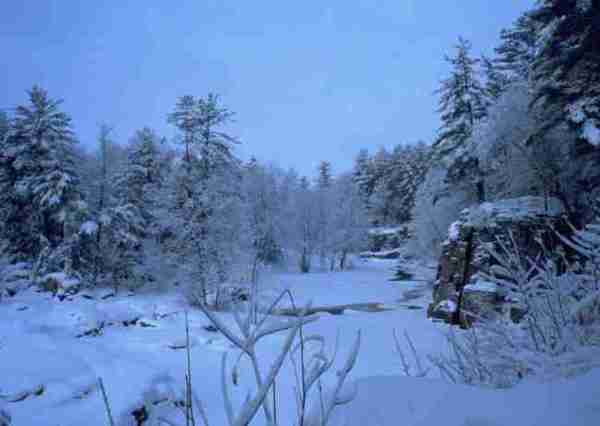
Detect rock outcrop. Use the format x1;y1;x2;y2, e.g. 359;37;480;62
428;197;570;326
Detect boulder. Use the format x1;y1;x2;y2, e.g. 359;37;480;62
428;197;570;326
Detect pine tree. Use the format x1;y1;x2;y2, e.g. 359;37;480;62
168;93;242;304
369;143;432;225
530;0;600;146
317;161;332;189
0;86;84;260
168;95;198;164
115;127;164;229
352;149;376;209
481;54;510;108
0;111;8;142
315;161;334;266
434;37;487;157
0;111;11;248
495;13;537;81
296;176;317;273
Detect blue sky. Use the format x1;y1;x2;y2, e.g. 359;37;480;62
1;1;534;176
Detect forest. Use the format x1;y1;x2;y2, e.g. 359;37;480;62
1;1;599;425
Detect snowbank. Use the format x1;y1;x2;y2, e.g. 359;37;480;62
325;368;600;426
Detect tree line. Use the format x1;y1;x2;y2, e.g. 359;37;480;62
0;90;369;305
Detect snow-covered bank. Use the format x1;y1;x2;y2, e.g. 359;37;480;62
0;258;597;425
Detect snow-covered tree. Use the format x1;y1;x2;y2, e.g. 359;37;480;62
410;165;476;258
315;161;334;266
295;176;319;273
0;86;86;263
494;12;537;81
352;148;375;204
529;0;600;147
328;173;369;270
481;54;510;108
475;82;539;200
242;159;283;282
115;127;166;231
168;95;198;164
0;111;8;142
168;93;242;305
369;143;432;225
78;125;128;214
434;37;487;157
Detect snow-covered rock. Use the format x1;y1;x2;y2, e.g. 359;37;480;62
429;196;570;326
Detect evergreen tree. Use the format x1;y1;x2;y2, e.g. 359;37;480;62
481;54;510;107
296;176;317;273
315;161;334;266
168;95;198;164
369;143;432;225
494;13;537;80
530;0;600;145
317;161;332;189
0;86;84;260
352;149;376;208
168;93;242;304
434;37;487;156
115;127;165;229
0;111;8;142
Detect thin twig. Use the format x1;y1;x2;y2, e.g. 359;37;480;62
98;377;115;426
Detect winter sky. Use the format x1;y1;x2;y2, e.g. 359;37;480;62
1;1;534;176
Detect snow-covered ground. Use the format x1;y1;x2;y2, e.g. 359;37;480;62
1;258;598;425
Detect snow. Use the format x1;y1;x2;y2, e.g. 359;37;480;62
434;299;457;313
466;196;563;228
567;100;587;124
368;226;405;236
0;257;596;425
464;280;498;294
79;221;98;236
448;221;460;241
582;119;600;146
324;369;600;426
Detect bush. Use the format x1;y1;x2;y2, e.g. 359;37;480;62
428;220;600;387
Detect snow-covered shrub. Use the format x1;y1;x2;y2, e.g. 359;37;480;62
429;220;600;388
197;292;361;426
474;82;538;200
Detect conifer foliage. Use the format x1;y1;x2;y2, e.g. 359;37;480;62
530;0;600;145
168;93;242;304
0;86;86;265
434;37;487;156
